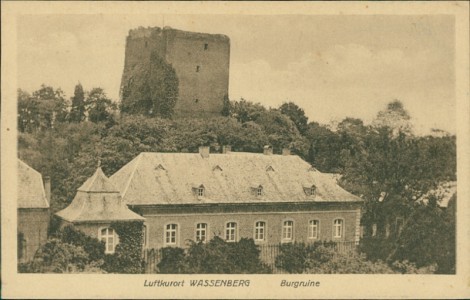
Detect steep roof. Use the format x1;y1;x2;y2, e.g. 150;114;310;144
18;159;49;209
109;152;362;206
55;167;144;223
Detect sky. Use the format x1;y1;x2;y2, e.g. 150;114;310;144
17;14;455;135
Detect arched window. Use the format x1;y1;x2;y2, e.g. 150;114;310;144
282;220;294;242
165;224;178;245
196;223;208;242
333;219;344;238
308;220;319;239
99;227;118;254
225;222;237;242
254;221;266;242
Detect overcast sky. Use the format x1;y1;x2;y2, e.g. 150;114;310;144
17;14;455;134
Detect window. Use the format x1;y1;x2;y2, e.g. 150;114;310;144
282;220;294;241
196;65;200;72
333;219;343;238
225;222;237;242
256;186;263;196
198;187;205;197
195;98;199;103
165;224;178;245
204;43;208;50
254;221;266;242
308;220;319;239
304;185;316;196
99;227;118;254
196;223;208;242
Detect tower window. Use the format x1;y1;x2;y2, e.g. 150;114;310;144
196;65;200;72
195;98;199;103
145;41;148;48
204;43;208;50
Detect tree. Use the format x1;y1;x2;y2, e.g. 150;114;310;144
17;85;69;132
120;51;179;118
86;88;117;125
372;100;413;136
69;83;86;123
279;102;308;134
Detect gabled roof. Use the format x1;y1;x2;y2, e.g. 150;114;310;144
109;152;362;206
18;159;49;209
55;167;144;223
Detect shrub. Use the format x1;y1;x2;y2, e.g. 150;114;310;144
157;237;271;274
157;247;187;274
57;225;105;263
275;242;309;273
18;238;89;273
102;221;144;274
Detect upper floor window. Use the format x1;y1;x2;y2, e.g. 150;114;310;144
196;65;200;72
193;185;205;197
204;43;208;50
308;220;319;239
282;220;294;242
254;221;266;242
225;222;237;242
196;223;208;242
333;219;343;238
99;227;118;254
165;224;178;245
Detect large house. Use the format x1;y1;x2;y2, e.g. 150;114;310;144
17;160;50;262
55;146;363;252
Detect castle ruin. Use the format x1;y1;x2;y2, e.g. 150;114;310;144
120;26;230;118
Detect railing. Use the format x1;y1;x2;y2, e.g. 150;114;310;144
143;241;358;274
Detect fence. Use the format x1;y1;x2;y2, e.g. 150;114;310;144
143;241;358;274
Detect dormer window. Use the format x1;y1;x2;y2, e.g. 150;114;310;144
251;185;263;196
198;187;205;197
193;185;205;197
266;166;275;172
304;185;316;196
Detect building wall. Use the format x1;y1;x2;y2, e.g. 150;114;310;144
133;203;362;249
121;27;230;118
18;208;50;262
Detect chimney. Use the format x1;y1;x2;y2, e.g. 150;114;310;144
199;146;210;158
263;145;273;156
222;145;231;154
43;176;51;203
282;148;291;156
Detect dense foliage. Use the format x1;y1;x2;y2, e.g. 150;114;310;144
17;84;456;273
157;237;271;274
19;225;105;273
103;221;145;274
120;51;179;118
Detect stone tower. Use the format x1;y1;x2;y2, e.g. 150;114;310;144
120;26;230;118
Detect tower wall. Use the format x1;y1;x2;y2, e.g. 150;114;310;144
120;27;230;118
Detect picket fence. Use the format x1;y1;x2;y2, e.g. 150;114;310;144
143;241;358;274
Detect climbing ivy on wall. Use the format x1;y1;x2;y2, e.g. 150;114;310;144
103;221;144;274
120;51;179;118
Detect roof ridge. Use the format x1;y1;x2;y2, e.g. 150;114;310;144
121;153;143;199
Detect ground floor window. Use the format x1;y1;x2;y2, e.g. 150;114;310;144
308;220;319;239
333;219;344;238
282;220;294;242
225;222;237;242
99;227;118;254
196;223;207;242
165;224;178;245
254;221;266;242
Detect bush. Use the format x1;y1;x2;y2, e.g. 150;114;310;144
18;238;90;273
57;225;105;263
102;221;144;274
275;242;309;273
157;237;271;274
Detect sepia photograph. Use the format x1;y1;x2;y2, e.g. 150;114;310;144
2;1;469;299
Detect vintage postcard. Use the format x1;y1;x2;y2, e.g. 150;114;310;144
1;1;469;299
